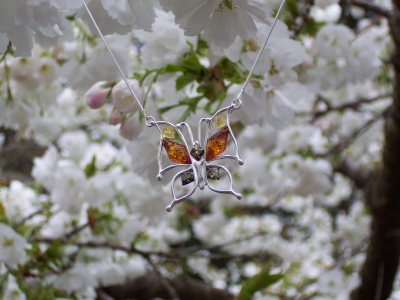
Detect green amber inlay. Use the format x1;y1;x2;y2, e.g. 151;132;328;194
206;166;220;180
190;144;205;161
181;170;194;186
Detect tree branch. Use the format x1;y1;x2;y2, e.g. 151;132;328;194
351;0;392;19
290;0;314;36
350;2;400;298
296;93;390;120
334;158;372;189
320;107;389;158
98;274;234;300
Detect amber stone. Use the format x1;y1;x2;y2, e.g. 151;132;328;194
206;126;229;161
213;113;227;130
162;125;175;139
190;144;205;161
181;170;194;185
206;166;220;180
162;139;191;164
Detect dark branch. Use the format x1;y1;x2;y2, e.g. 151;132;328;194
334;158;372;189
290;0;314;36
311;93;391;120
98;274;234;300
350;2;400;299
351;0;392;19
320;107;389;157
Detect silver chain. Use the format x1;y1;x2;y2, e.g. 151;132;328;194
82;0;286;122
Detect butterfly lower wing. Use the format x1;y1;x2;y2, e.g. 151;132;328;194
166;167;198;212
205;164;242;200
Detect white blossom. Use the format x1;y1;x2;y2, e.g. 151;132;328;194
317;269;345;295
160;0;271;48
52;266;97;294
112;79;144;113
0;181;37;222
58;131;89;162
292;159;333;196
101;0;156;31
2;275;26;300
0;224;27;266
51;162;87;214
135;9;197;69
315;24;355;60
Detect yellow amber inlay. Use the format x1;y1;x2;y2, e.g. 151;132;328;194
162;125;176;139
213;113;227;130
162;139;191;164
206;126;229;161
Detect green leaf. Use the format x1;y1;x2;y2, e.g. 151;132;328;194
165;64;185;73
224;0;233;10
215;57;243;83
43;242;63;261
176;73;199;90
0;203;8;224
196;38;209;56
181;55;203;73
197;81;226;101
84;155;96;178
238;263;283;300
87;207;121;236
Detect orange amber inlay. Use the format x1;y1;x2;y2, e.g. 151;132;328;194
206;126;229;161
162;139;191;164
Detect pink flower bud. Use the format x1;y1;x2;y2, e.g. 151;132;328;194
112;80;143;113
108;109;123;125
85;81;110;109
119;117;143;141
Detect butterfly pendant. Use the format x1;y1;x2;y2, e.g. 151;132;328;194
153;105;244;212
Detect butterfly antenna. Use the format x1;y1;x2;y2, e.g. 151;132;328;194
82;0;148;118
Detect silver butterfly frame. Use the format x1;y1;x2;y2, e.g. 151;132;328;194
151;100;244;212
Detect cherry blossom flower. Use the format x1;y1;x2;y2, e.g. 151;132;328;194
160;0;271;48
0;224;27;266
2;275;26;300
101;0;156;31
315;24;355;60
134;9;197;69
112;79;144;113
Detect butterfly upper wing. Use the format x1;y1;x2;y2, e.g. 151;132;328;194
206;125;229;161
155;122;193;180
203;109;243;165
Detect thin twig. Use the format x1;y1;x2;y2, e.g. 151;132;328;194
296;93;391;119
351;0;391;18
144;255;181;300
319;107;389;157
30;231;271;260
290;0;314;36
12;204;52;229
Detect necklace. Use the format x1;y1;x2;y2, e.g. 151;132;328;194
82;0;286;212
